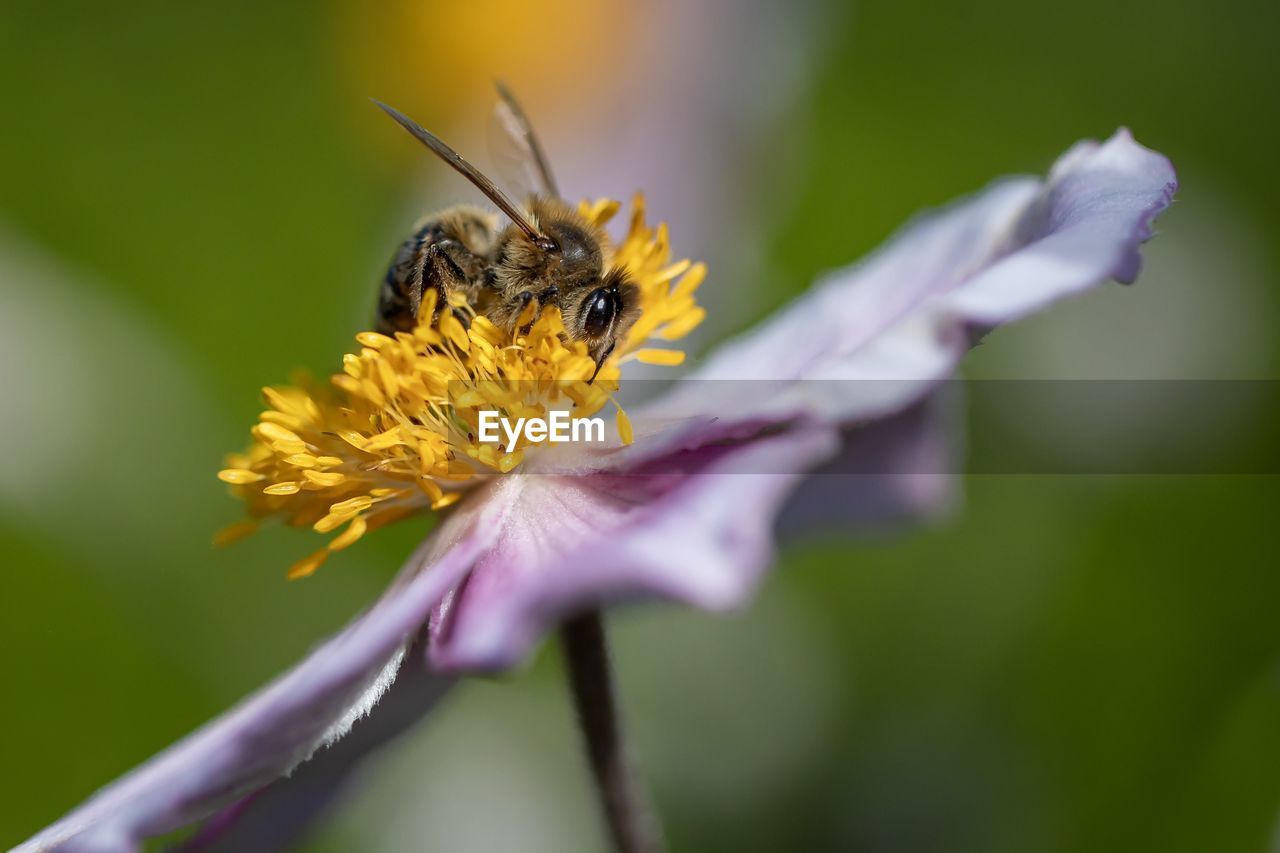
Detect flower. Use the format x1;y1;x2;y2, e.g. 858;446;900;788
19;129;1176;852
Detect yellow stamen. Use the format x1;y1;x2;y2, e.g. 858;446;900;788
327;516;368;551
220;195;703;577
288;549;328;580
218;468;264;485
615;404;634;446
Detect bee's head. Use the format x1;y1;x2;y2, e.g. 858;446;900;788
535;216;604;286
561;267;639;380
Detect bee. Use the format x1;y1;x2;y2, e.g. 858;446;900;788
373;85;638;380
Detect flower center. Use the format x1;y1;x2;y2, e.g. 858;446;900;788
217;195;705;578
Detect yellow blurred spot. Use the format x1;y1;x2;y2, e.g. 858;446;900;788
213;519;260;547
630;348;686;366
288;549;328;580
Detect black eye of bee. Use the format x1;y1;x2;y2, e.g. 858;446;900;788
582;287;618;338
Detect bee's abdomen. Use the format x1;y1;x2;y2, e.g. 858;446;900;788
376;220;439;334
376;269;415;335
375;208;496;335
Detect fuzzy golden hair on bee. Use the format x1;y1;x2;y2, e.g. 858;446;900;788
492;197;606;279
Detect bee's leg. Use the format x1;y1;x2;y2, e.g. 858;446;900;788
415;240;480;326
510;291;537;332
505;285;560;332
434;237;489;281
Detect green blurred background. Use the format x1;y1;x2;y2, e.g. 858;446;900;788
2;0;1278;850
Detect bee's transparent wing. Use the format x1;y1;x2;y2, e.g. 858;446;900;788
487;81;559;201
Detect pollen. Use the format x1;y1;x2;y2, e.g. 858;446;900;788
218;195;704;576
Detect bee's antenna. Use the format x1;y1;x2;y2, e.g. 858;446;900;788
373;99;556;251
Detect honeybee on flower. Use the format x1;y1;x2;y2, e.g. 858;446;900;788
217;86;706;579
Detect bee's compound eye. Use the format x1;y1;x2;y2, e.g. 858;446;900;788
582;287;617;338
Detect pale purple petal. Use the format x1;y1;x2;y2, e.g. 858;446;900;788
431;131;1176;671
17;510;495;853
183;637;453;853
942;128;1177;321
429;427;839;671
777;390;962;537
641;129;1177;434
683;179;1039;385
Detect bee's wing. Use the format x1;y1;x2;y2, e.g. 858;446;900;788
487;81;560;201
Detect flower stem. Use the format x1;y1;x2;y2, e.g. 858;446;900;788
560;610;664;853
